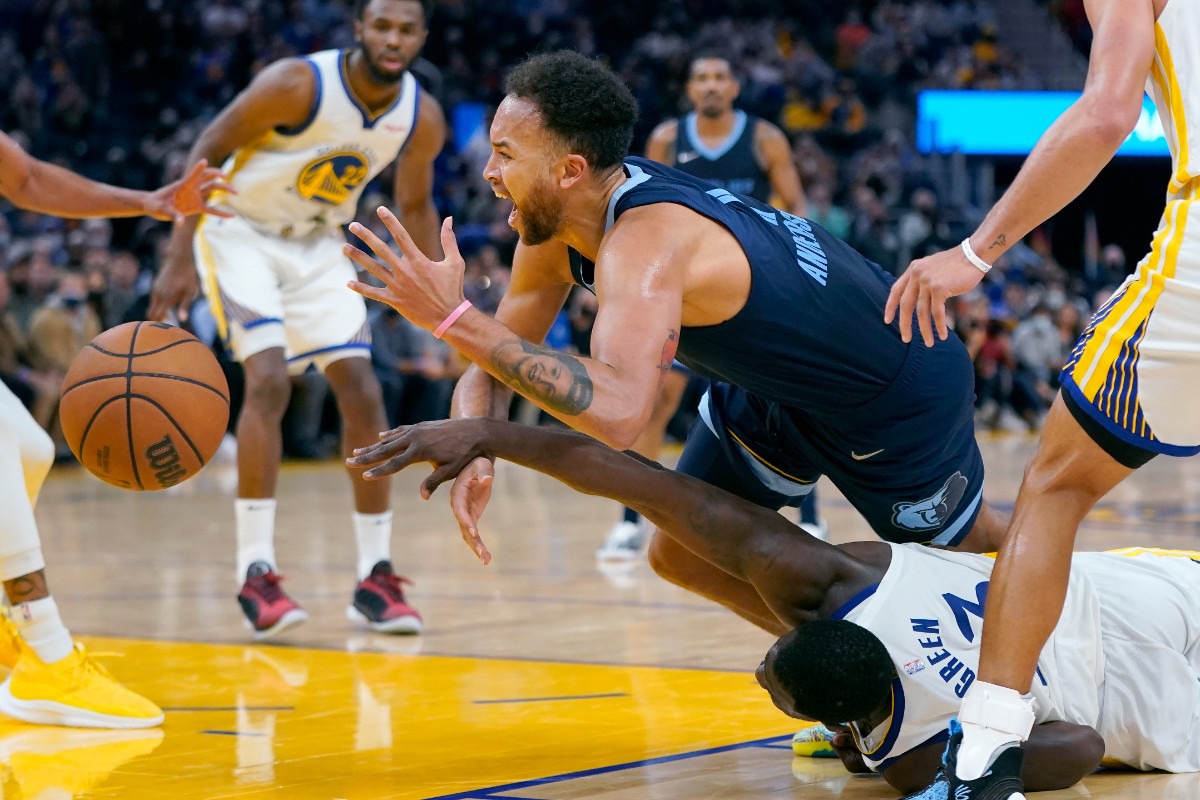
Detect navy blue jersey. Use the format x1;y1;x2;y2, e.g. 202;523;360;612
569;157;920;416
672;111;772;203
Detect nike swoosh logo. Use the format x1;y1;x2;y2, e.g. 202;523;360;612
677;151;700;163
851;449;885;461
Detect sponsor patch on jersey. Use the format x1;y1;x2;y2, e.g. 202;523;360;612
891;471;969;532
296;150;370;205
903;658;925;676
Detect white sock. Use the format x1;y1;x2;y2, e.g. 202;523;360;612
354;511;393;580
12;596;74;664
236;498;277;583
956;681;1036;780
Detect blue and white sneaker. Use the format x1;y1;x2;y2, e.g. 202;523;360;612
905;720;1025;800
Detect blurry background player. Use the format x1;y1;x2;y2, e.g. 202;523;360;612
0;129;223;727
591;50;821;560
149;0;446;639
351;416;1200;795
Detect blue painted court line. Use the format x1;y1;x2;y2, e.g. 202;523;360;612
472;693;628;705
201;730;268;737
417;649;755;675
755;743;797;750
164;705;294;712
424;733;792;800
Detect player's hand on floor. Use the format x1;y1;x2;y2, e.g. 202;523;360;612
829;727;872;774
884;244;987;346
344;210;467;333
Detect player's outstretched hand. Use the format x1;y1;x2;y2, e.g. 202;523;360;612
828;727;872;775
144;159;235;222
345;209;467;332
348;419;494;565
884;244;987;347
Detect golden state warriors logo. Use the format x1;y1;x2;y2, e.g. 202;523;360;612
296;151;369;205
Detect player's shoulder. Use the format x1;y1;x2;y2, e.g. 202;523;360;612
248;57;320;100
751;116;789;145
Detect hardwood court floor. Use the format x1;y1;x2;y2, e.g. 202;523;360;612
19;430;1200;798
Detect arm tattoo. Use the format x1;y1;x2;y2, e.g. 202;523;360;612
988;234;1007;251
491;339;594;416
656;329;680;373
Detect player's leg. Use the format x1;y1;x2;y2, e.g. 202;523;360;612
194;215;306;638
298;238;420;634
0;383;160;727
599;367;690;561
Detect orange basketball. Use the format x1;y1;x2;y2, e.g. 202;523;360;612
59;321;231;491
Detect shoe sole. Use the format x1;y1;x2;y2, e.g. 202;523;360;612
0;678;163;729
244;608;309;641
345;605;423;635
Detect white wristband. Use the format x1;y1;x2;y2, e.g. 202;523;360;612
961;238;993;274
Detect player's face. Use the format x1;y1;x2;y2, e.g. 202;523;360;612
356;0;427;84
484;96;568;246
686;58;739;119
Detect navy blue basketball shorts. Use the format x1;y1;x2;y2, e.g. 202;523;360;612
676;341;984;546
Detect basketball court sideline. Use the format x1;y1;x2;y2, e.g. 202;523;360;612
15;433;1200;798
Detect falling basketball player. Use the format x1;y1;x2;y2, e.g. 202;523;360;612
149;0;446;639
589;49;817;561
340;52;1009;639
0;128;226;727
351;416;1200;793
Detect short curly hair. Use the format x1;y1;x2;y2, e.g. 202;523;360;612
771;620;896;724
504;51;638;172
355;0;433;24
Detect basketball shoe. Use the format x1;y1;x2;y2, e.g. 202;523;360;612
0;643;163;728
346;561;423;634
903;720;1025;800
0;609;20;671
596;520;647;561
791;722;837;757
238;562;308;640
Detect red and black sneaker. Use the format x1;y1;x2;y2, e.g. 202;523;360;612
346;561;423;634
237;562;308;640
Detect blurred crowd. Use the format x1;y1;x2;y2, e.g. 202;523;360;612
0;0;1127;458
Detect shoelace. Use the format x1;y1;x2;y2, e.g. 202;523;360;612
370;571;412;602
252;571;288;604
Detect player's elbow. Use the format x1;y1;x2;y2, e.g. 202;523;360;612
1079;93;1143;149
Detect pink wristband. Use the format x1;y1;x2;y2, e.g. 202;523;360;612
433;300;472;339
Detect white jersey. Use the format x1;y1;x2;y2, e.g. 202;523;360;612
1149;0;1200;202
841;544;1200;773
219;49;419;237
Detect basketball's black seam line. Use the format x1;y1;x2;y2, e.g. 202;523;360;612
126;322;144;490
88;338;199;358
77;394;127;474
62;372;230;404
127;393;206;465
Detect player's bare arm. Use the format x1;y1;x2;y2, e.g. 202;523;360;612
755;121;807;216
644;120;678;165
346;205;687;449
150;59;317;321
0;131;228;222
349;416;850;607
391;88;446;259
881;721;1104;794
886;0;1156;346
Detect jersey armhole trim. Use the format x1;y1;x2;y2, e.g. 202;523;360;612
831;583;879;620
874;728;950;773
276;59;323;137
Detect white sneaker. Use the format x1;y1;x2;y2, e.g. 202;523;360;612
798;518;829;542
596;520;647;561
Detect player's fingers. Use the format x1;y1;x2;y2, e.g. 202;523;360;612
896;280;918;343
376;206;423;260
345;223;399;274
916;287;934;348
342;242;395;285
199;179;235;195
932;293;949;342
420;462;464;498
183;159;209;183
439;217;462;264
345;279;394;305
458;520;492;565
202;205;235;219
883;271;907;324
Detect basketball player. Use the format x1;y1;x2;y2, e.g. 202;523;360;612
149;0;446;639
588;51;815;560
0;128;225;726
349;416;1200;793
884;1;1188;796
341;51;1009;638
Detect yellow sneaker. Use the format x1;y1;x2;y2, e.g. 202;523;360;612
1;727;164;796
0;644;163;728
0;611;20;671
791;722;838;757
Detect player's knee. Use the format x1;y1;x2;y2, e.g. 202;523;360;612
647;530;687;586
243;368;292;414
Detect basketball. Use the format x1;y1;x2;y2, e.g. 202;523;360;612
59;321;230;491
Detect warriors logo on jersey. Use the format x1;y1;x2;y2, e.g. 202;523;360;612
296;150;370;205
